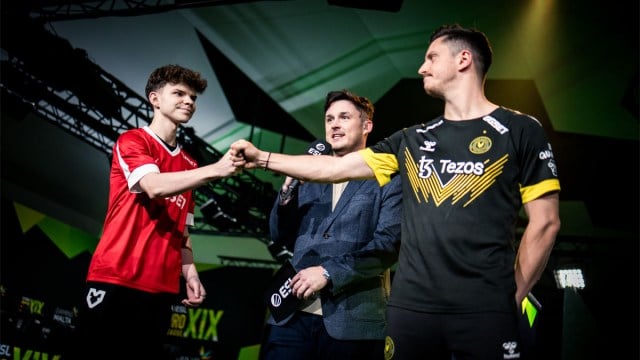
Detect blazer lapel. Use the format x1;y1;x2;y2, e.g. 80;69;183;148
320;181;365;232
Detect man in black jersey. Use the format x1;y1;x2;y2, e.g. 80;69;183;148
231;24;561;360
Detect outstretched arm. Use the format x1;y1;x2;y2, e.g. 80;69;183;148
230;139;374;182
139;150;242;199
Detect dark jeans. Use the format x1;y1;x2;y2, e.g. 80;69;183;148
260;311;385;360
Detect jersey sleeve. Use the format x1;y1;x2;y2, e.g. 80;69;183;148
361;130;406;186
515;115;561;203
114;130;160;193
186;197;196;227
359;148;399;186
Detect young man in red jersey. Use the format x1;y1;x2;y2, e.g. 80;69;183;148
67;64;241;360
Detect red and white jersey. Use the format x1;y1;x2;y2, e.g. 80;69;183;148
87;126;198;294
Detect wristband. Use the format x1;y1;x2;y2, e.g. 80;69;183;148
264;152;272;170
322;269;330;280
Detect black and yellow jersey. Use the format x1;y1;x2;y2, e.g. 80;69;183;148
359;106;560;313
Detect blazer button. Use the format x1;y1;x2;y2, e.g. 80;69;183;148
323;233;330;239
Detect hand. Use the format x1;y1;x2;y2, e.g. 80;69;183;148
281;176;296;192
182;276;207;307
230;139;262;169
210;149;243;177
291;266;329;300
279;176;302;205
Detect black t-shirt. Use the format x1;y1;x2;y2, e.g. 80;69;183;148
360;106;561;313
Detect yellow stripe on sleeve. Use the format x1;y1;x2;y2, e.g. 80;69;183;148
359;148;399;186
520;179;561;203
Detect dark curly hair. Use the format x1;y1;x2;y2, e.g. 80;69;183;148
145;64;208;98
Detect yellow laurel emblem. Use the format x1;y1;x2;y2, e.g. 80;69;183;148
469;136;492;154
384;336;395;360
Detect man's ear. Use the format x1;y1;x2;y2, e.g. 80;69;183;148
458;49;473;71
148;91;160;108
363;119;373;135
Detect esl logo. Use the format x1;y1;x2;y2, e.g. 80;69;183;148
270;277;293;307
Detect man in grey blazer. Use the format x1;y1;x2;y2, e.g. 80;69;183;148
260;89;402;360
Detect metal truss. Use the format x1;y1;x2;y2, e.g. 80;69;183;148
20;0;280;23
1;32;277;245
1;55;150;153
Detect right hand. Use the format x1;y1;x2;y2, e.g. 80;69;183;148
212;149;243;177
281;176;297;193
279;176;300;205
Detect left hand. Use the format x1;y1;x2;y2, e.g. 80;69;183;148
291;266;329;300
182;276;207;307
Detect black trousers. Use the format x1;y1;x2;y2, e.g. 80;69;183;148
63;281;176;360
385;305;526;360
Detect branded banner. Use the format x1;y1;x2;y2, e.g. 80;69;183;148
0;198;274;360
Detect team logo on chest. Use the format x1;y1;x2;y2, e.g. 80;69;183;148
405;144;507;207
469;135;492;154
